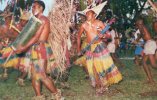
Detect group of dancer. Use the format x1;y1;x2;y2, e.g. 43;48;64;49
75;4;157;97
0;0;157;100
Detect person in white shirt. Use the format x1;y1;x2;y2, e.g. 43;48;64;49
107;28;124;67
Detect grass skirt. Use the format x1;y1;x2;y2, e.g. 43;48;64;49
0;42;57;75
86;41;122;87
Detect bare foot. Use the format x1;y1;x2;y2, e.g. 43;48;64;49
96;87;106;96
60;82;70;89
0;73;8;80
16;78;25;86
102;87;109;93
51;89;64;100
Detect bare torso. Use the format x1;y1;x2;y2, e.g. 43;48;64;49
37;15;50;42
82;20;104;43
77;12;105;52
139;25;152;41
18;15;50;51
0;16;16;39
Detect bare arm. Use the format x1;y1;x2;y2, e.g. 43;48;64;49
0;25;8;38
143;26;150;35
77;24;84;53
6;28;19;39
97;21;106;38
138;25;148;35
153;22;157;33
15;18;45;53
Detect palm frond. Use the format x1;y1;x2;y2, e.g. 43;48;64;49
48;0;74;73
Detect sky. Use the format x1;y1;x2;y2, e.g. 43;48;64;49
0;0;8;11
0;0;56;16
42;0;56;16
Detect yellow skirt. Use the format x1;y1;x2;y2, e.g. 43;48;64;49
86;42;122;87
1;47;19;68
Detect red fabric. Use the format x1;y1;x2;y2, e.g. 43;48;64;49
38;43;47;60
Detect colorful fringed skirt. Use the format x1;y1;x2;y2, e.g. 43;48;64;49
0;41;57;77
0;46;31;73
85;41;122;87
26;41;56;80
0;47;19;68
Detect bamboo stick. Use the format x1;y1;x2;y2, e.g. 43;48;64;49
48;0;74;73
10;24;21;33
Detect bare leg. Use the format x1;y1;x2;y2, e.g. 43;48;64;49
41;60;63;99
32;78;41;96
19;71;27;79
148;54;157;68
134;55;140;66
32;59;60;98
40;60;57;93
17;71;27;86
83;66;88;74
111;53;116;62
93;66;101;89
155;51;157;61
143;55;154;83
83;66;89;79
3;68;8;78
41;75;57;93
93;66;105;95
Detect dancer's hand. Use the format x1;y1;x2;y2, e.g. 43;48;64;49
98;33;104;38
15;46;26;54
77;52;82;57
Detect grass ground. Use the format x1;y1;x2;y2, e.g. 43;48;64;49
0;55;157;100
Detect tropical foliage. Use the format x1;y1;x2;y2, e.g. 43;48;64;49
1;0;157;43
107;0;147;32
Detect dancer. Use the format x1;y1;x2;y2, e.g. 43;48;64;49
136;18;157;84
77;10;122;95
15;1;63;99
